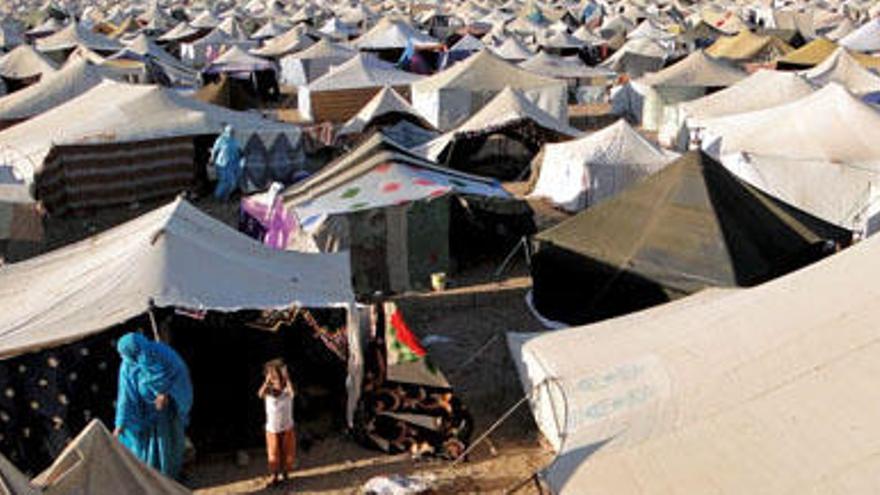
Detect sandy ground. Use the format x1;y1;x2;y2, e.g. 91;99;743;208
188;268;555;494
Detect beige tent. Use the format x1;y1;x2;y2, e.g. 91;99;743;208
509;212;880;494
0;58;105;126
0;45;57;83
35;22;123;60
32;420;190;495
636;50;747;135
0;80;299;215
673;69;816;148
701;83;880;163
529;119;678;211
801;47;880;96
0;453;36;495
298;54;423;123
411;48;568;131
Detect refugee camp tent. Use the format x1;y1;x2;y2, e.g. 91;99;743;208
202;45;275;76
278;134;511;294
0;199;362;466
705;29;793;62
529;119;678;211
530;151;851;325
0;79;301;215
722;152;880;234
443;34;484;67
674;69;815;149
0;58;104;128
411;48;568;132
635;50;747;135
109;34;200;88
701;83;880;163
250;24;315;58
277;38;355;87
418;87;581;180
35;22;123;61
298;53;423;123
801;47;880;95
774;36;838;67
318;17;358;41
839;17;880;52
0;23;24;52
251;19;288;41
32;420;190;495
0;197;354;356
337;86;434;140
179;26;258;68
351;17;438;51
509;210;880;495
490;36;535;62
519;51;616;86
599;37;668;78
0;453;36;495
0;44;57;90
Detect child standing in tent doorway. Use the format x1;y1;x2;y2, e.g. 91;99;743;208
210;124;244;201
258;359;296;488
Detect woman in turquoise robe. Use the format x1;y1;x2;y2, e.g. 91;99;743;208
114;333;193;479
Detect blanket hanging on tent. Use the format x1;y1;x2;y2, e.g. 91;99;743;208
353;302;472;459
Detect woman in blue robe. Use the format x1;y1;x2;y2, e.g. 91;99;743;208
114;333;194;479
211;125;243;201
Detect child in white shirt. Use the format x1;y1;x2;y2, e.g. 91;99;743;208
258;359;295;487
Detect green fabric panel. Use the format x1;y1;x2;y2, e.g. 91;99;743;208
406;198;450;291
349;208;390;295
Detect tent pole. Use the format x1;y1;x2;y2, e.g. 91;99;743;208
148;307;160;342
504;471;542;494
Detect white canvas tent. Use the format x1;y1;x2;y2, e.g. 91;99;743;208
277;38;355;87
0;453;36;495
298;53;423;122
674;69;816;148
0;79;298;183
0;58;105;124
32;420;190;495
839;17;880;52
701;83;880;163
0;44;57;81
411;49;568;131
635;50;747;135
801;47;880;95
529;119;678;211
508;215;880;494
417;86;581;163
351;17;438;50
0;198;362;423
35;22;123;57
337;85;432;137
721;152;880;234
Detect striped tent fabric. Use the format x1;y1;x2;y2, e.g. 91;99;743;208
35;136;194;216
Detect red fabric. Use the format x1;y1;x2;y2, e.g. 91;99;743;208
390;311;427;357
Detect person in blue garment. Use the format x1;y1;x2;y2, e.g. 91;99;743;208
210;124;244;200
113;332;194;479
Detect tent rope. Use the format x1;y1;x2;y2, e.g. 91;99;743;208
452;387;535;467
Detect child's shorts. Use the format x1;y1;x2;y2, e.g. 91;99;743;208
266;427;295;473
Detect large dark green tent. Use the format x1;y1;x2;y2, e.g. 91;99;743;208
531;150;852;325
